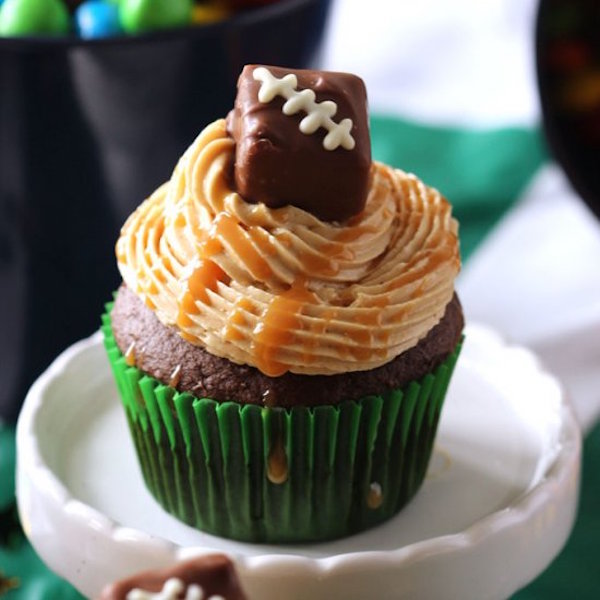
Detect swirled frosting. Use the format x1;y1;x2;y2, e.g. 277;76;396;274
116;119;460;376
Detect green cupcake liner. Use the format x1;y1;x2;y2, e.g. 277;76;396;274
102;302;462;543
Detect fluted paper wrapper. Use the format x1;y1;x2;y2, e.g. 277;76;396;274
102;303;462;543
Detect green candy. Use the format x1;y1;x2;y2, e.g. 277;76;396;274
0;0;70;36
119;0;192;34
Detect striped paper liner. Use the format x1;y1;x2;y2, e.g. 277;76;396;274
102;303;461;543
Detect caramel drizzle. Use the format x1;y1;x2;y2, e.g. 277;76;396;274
125;342;136;367
367;482;383;509
267;435;288;485
213;213;273;281
253;279;317;377
261;389;276;407
168;364;182;388
385;244;458;292
176;259;228;328
223;297;253;342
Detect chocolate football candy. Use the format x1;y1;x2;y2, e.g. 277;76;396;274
227;64;372;222
98;554;247;600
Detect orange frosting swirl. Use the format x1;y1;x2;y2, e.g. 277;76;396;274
116;119;460;376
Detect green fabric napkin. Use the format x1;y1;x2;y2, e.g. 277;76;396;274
1;116;593;599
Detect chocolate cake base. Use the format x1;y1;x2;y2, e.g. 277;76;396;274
111;285;463;407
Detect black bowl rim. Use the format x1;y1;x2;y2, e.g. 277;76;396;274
0;0;326;49
535;0;600;219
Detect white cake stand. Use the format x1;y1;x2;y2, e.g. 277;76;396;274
16;324;580;600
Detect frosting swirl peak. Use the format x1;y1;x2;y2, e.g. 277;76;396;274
116;119;460;376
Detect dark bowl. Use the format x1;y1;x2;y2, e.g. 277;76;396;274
536;0;600;219
0;0;331;421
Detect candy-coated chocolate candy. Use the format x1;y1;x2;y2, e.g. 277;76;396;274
0;0;70;36
75;0;122;38
119;0;192;33
191;2;230;25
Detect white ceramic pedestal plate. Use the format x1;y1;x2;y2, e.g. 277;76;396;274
16;323;581;600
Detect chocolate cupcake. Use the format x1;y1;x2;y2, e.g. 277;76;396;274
102;65;463;543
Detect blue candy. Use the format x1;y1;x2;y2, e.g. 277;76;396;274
75;0;122;38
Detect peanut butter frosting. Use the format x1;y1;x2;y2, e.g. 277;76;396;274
116;119;460;377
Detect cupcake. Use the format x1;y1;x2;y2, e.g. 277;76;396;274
102;65;463;543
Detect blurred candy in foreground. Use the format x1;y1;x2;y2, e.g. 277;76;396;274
75;0;122;38
0;0;283;38
0;0;70;35
119;0;192;34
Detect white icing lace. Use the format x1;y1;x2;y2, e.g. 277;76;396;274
126;576;225;600
252;66;355;150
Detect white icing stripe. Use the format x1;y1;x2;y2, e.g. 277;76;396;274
252;66;355;151
125;576;223;600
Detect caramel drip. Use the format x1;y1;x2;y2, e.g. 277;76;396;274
169;364;182;388
298;246;339;277
293;238;350;277
201;236;223;257
364;295;390;308
267;436;288;485
188;259;228;304
162;256;173;274
174;212;186;228
334;223;379;243
367;482;383;509
213;213;272;280
176;259;228;328
146;280;158;295
253;279;317;376
124;342;136;367
378;328;390;346
177;295;197;328
300;306;337;365
410;280;427;300
386;245;457;291
223;325;244;342
262;389;276;407
346;308;382;360
152;265;166;284
321;240;355;262
181;331;197;344
224;297;252;342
